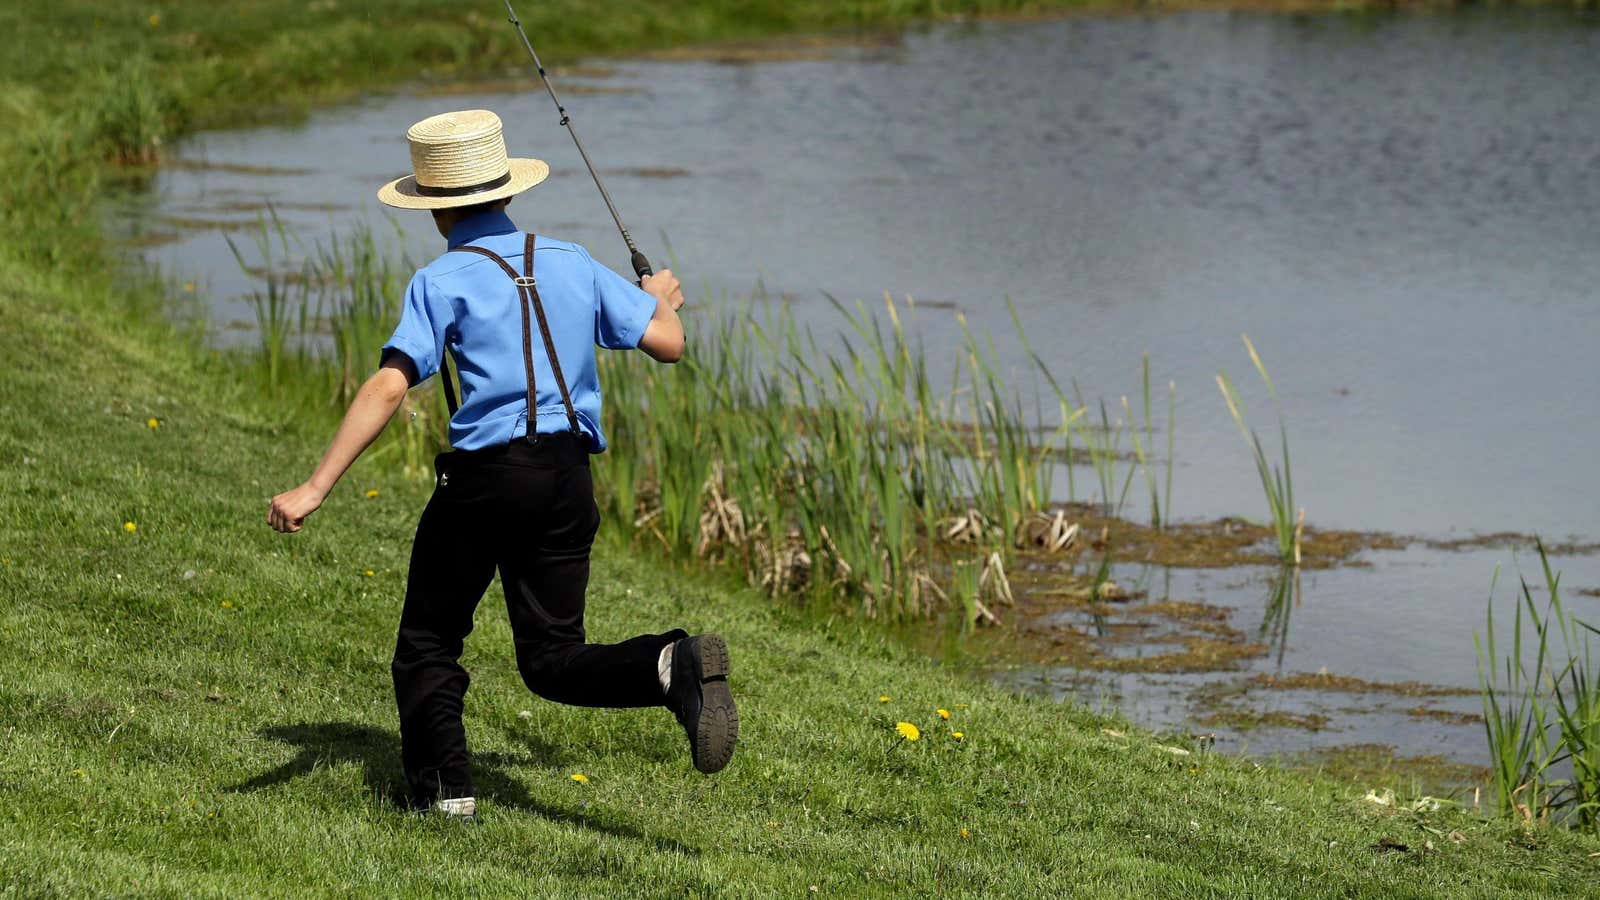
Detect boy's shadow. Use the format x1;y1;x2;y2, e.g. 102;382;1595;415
227;721;696;855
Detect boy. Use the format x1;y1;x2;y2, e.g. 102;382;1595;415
266;110;737;819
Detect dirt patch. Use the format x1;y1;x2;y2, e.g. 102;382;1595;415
156;215;271;234
165;159;314;177
1011;504;1403;570
1421;533;1600;556
1196;707;1330;732
1285;743;1489;794
1403;705;1482;727
639;32;904;64
1248;671;1475;698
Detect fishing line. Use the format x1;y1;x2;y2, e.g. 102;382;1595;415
503;0;654;280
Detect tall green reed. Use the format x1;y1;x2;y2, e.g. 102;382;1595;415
1476;541;1600;831
238;225;1162;623
1216;334;1300;564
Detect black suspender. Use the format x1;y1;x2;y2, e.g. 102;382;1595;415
440;233;582;439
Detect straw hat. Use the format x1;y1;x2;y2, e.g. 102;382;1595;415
377;109;548;210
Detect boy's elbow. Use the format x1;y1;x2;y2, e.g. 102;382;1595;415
638;321;685;363
370;367;412;404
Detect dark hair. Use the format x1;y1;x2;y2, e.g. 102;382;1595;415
452;196;511;218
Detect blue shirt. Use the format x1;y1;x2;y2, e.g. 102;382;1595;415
380;209;655;452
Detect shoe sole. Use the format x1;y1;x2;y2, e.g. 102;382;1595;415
691;634;738;774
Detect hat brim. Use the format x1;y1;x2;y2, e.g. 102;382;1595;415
376;158;549;210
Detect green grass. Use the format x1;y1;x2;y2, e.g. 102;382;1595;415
2;0;1599;892
4;261;1599;895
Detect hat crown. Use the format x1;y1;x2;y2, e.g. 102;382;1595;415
406;110;511;190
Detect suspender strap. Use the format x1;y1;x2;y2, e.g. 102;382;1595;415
519;233;583;436
445;235;582;439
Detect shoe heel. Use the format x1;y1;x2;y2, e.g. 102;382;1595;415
696;634;731;681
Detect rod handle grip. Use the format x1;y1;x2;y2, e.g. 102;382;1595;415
631;250;653;281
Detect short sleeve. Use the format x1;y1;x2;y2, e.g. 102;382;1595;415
587;246;657;350
380;271;450;384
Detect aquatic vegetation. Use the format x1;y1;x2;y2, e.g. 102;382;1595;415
1475;541;1600;832
1216;335;1301;565
1124;354;1176;529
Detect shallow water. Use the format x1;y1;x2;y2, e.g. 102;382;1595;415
116;9;1600;771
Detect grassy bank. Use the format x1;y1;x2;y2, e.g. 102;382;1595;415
4;254;1599;895
3;0;1599;894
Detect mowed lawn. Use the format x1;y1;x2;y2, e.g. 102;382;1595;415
1;263;1598;897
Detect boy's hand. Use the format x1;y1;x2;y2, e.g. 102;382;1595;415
641;268;684;312
268;482;327;533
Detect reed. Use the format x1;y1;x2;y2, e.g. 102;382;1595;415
234;225;1192;622
1475;541;1600;832
1123;353;1177;528
1216;334;1300;564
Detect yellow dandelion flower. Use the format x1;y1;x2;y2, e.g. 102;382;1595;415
960;827;970;839
73;768;88;779
364;489;380;499
182;282;195;293
878;695;890;703
570;773;589;784
937;708;951;720
221;600;233;609
146;418;160;429
951;732;964;741
148;13;160;26
895;721;920;742
363;569;375;577
123;521;137;533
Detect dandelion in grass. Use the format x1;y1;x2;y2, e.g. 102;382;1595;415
960;827;970;839
148;13;160;27
951;732;964;741
365;489;380;499
220;600;233;609
182;282;195;293
937;708;951;721
570;773;589;784
878;695;891;703
363;569;375;577
146;418;160;430
888;721;921;754
123;521;137;533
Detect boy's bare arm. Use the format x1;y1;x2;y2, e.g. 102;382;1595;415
637;268;686;363
267;358;414;533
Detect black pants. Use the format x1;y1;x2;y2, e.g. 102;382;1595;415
391;433;684;805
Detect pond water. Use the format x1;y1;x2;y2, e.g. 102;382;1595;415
115;9;1600;776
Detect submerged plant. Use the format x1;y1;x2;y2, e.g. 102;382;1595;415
1216;335;1301;565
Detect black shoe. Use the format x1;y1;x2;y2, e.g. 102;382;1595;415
665;634;738;774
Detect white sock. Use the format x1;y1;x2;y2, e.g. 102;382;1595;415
436;796;475;818
657;642;675;694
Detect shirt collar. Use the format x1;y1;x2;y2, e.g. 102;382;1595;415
447;208;518;249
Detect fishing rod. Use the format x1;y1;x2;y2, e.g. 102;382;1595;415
503;0;653;280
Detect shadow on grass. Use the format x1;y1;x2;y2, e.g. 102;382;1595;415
227;721;698;855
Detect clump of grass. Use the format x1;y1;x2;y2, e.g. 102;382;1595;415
1476;540;1600;832
235;226;1187;623
1216;334;1301;565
